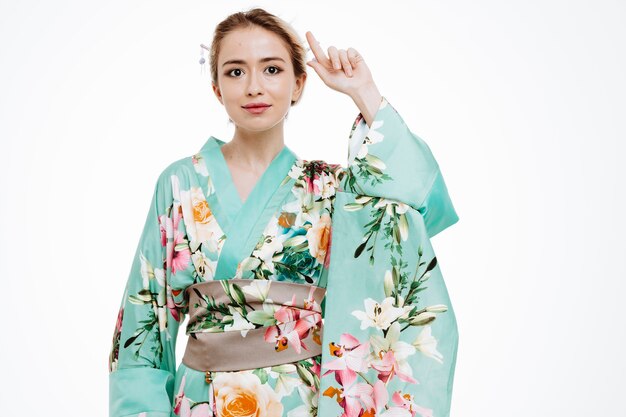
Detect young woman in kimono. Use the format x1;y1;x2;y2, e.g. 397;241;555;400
108;7;460;417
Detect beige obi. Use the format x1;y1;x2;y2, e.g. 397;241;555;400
182;279;326;372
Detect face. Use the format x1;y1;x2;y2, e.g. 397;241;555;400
212;26;306;134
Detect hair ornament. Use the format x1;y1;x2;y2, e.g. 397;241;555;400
199;43;210;75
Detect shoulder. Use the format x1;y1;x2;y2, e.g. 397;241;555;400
158;154;194;180
152;153;198;197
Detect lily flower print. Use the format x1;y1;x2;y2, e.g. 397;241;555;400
412;325;444;364
369;322;417;381
322;333;370;376
392;391;435;417
174;374;213;417
352;297;410;331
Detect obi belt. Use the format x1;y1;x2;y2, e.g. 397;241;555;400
182;279;326;372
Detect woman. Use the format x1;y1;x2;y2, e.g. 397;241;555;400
108;7;460;417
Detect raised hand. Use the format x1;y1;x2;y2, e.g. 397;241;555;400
305;31;377;98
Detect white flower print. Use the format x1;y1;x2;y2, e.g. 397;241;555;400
412;325;444;364
242;280;271;301
224;305;255;337
351;297;411;331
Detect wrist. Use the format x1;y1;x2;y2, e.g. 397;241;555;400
351;82;380;102
351;83;383;127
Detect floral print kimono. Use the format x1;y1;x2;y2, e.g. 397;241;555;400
108;96;460;417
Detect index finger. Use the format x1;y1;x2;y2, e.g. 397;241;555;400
305;31;329;65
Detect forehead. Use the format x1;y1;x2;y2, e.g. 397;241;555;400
219;27;290;63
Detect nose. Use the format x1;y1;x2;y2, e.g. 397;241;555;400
246;68;263;96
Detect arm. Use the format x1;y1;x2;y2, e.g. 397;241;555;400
302;32;458;237
108;169;187;417
339;95;460;238
318;191;460;417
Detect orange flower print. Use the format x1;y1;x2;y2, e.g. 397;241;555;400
307;212;332;266
193;199;212;225
179;186;220;243
212;371;283;417
278;211;296;228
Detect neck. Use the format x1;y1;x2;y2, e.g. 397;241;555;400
222;127;285;171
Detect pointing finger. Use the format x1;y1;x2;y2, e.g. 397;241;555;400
306;31;329;66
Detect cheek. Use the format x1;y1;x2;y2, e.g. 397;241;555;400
269;75;295;90
270;81;298;103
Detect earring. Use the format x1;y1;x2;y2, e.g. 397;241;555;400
199;46;206;75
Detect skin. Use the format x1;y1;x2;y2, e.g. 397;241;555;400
212;26;382;203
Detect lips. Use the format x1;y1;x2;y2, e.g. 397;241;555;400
242;103;271;108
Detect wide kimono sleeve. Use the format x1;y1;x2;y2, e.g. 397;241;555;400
108;168;188;417
318;97;460;417
340;95;459;238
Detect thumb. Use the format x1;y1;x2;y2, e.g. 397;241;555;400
306;59;325;76
307;59;329;83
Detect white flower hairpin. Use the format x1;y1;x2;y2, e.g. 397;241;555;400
199;43;210;75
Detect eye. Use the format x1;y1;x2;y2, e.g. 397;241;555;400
266;65;282;75
224;65;282;78
226;68;243;77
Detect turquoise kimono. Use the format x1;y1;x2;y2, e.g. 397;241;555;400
108;96;460;417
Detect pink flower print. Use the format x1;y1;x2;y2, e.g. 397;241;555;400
267;294;322;353
171;229;191;275
264;318;315;354
341;381;371;417
174;374;213;417
303;170;320;194
392;391;433;417
338;373;405;417
166;286;181;322
160;201;187;272
311;359;321;379
173;374;191;416
322;333;370;382
159;214;173;248
276;295;322;332
301;160;334;195
303;287;323;313
188;404;211;417
172;201;182;230
115;306;124;333
322;370;363;417
371;350;417;384
356;381;412;417
357;379;387;417
158;202;182;242
284;291;323;317
274;300;300;323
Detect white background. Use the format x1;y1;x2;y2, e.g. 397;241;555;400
1;1;624;416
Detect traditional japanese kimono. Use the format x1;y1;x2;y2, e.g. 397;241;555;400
108;96;460;417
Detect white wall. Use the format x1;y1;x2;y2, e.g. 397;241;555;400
1;1;624;415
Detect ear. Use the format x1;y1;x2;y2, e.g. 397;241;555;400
212;83;223;105
292;72;307;102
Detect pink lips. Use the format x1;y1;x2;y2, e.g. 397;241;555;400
242;104;271;114
243;102;271;108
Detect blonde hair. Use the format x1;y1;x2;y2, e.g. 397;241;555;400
208;7;307;107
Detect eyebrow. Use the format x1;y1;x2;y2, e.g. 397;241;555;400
222;57;286;67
